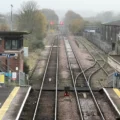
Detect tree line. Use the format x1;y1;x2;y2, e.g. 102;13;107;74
64;10;85;35
1;0;110;46
0;1;59;51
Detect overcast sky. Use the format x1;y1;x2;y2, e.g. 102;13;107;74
0;0;120;17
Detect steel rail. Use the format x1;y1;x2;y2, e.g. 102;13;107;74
86;41;116;75
76;39;115;88
75;39;110;88
80;39;116;76
68;38;106;120
84;40;109;74
76;39;108;76
32;37;57;120
55;36;58;120
64;38;84;120
75;61;97;85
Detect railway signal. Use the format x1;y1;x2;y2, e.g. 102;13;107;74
60;21;64;25
50;21;54;25
64;86;70;96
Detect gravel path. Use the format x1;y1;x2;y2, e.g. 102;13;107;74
58;36;80;120
69;36;94;70
58;92;80;120
59;37;72;87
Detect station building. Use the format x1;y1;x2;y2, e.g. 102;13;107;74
101;21;120;44
0;31;28;73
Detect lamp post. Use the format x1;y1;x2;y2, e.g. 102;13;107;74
11;4;13;31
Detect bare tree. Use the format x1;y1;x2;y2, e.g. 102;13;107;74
17;0;47;50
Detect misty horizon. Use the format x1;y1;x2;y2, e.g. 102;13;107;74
0;0;120;20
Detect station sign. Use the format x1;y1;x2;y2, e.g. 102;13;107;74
5;72;12;77
0;53;15;57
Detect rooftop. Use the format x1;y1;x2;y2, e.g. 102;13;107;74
102;20;120;26
0;31;29;36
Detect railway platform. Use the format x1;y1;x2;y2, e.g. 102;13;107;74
0;86;31;120
103;88;120;116
108;55;120;72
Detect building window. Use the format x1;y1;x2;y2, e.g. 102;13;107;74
12;40;17;49
0;38;2;45
17;40;23;49
5;40;23;50
5;40;11;49
0;40;1;45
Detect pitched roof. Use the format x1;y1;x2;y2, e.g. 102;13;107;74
102;20;120;26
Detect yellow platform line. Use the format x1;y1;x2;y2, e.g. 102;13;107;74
113;88;120;98
0;87;20;120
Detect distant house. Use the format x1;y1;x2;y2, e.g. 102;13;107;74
84;25;101;33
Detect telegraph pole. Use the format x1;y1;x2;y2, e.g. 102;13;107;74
11;4;13;31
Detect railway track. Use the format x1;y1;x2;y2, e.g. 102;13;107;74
33;38;58;120
18;35;117;120
19;36;59;120
64;37;106;120
74;38;106;88
77;37;115;75
75;37;116;88
74;39;105;88
28;35;56;82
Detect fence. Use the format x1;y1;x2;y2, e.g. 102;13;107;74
107;72;120;88
19;71;26;86
83;32;112;53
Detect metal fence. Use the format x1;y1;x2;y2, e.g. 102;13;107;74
19;71;26;86
0;71;27;86
107;72;120;88
83;32;112;53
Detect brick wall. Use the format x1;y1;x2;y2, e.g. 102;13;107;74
0;52;23;72
0;40;4;52
0;39;24;72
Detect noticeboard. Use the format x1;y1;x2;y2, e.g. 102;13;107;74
24;47;28;57
0;75;5;83
12;72;17;80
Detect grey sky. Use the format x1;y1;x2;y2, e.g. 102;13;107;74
0;0;120;16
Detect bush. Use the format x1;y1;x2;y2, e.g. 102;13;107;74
31;40;45;50
23;60;29;74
